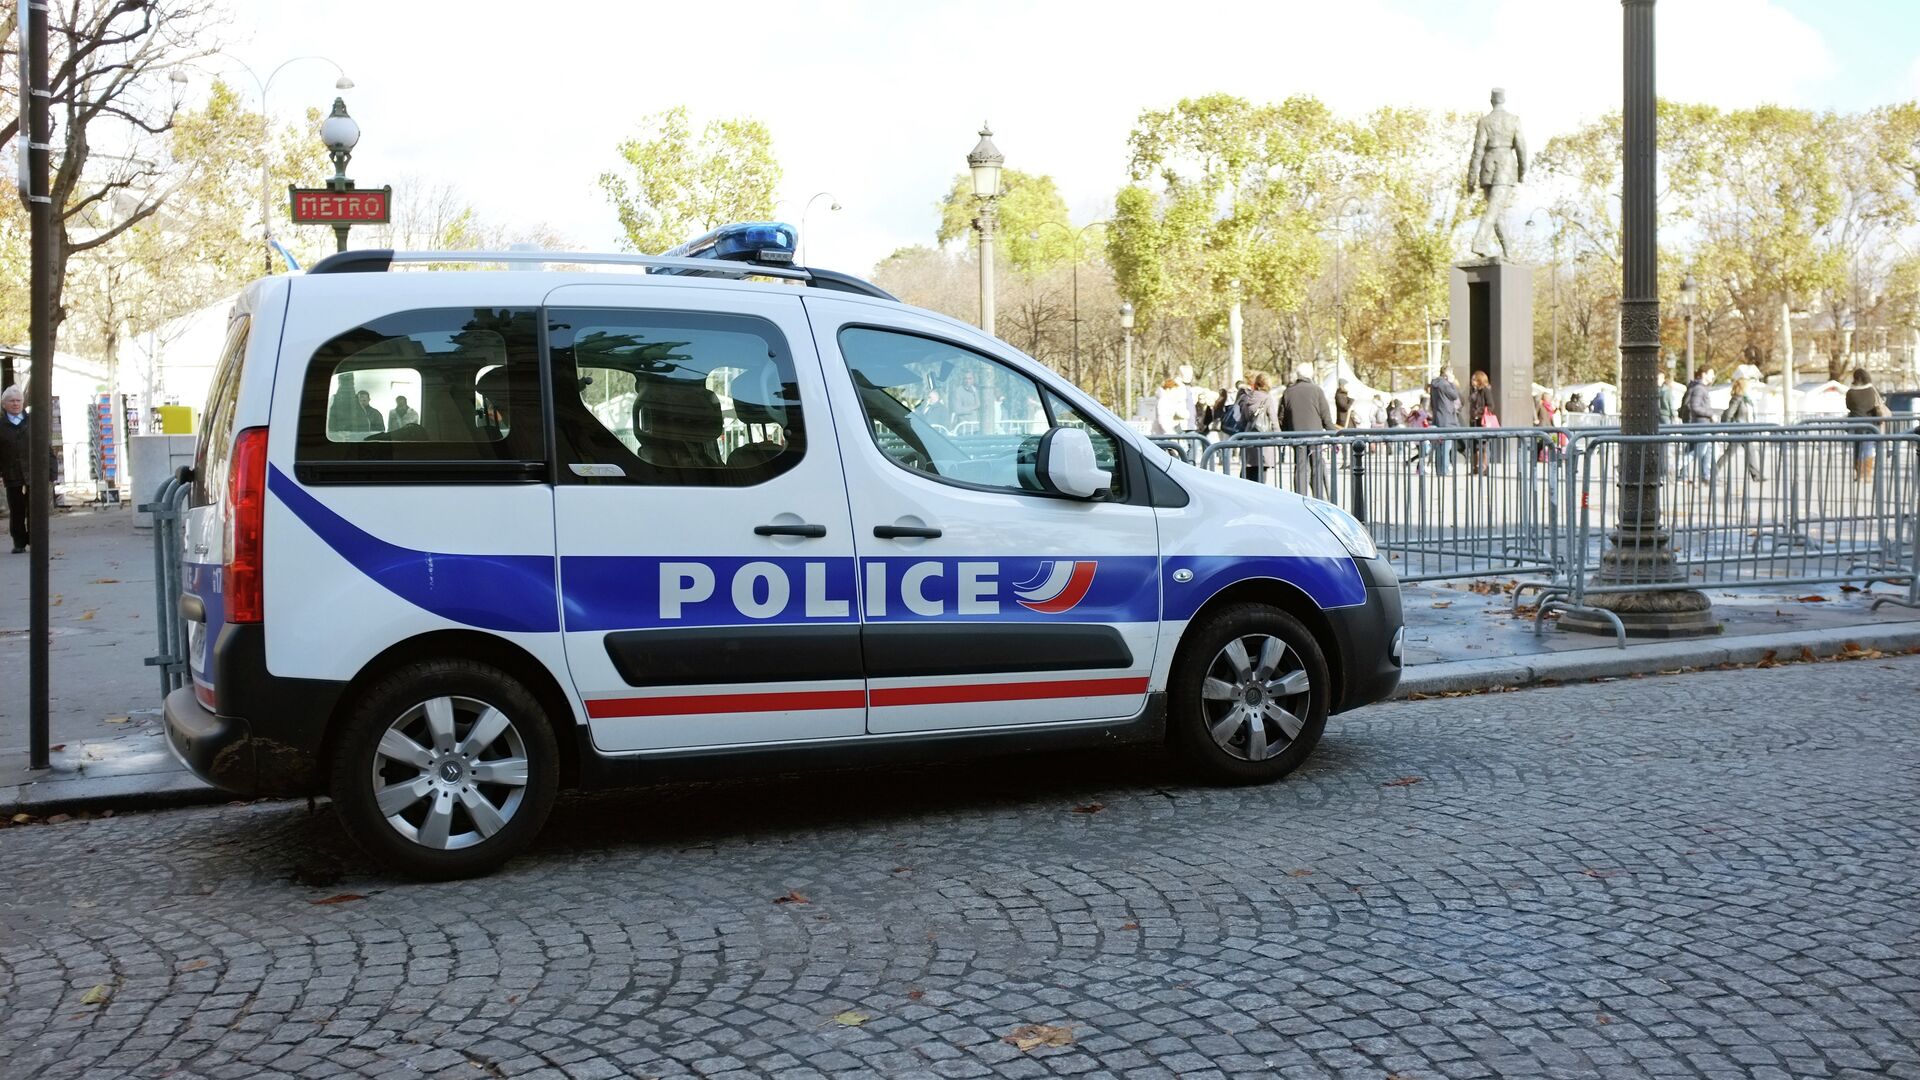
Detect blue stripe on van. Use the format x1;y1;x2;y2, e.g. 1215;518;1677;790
267;465;559;633
1163;555;1367;617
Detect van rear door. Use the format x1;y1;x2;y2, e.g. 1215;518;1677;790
181;313;254;711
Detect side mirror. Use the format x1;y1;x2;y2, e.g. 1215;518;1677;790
1036;426;1111;499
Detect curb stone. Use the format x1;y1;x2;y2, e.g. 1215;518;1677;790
1395;623;1920;698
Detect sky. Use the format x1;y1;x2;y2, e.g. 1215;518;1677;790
204;0;1920;275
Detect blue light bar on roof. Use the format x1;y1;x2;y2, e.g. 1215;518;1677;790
660;221;798;266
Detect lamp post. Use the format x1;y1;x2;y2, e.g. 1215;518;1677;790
1120;302;1136;418
1679;273;1698;383
1563;0;1716;639
799;191;840;265
1031;219;1109;387
181;56;354;272
319;97;361;253
967;124;1004;337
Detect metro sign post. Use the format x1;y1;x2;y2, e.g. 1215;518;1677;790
293;96;387;253
290;184;391;253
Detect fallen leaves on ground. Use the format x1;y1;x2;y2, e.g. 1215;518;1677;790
308;893;366;906
104;715;130;724
1840;584;1862;593
78;985;111;1006
91;577;119;584
178;959;212;972
1288;868;1314;877
1430;601;1453;609
1069;803;1104;814
1579;868;1625;879
1003;1023;1075;1051
78;610;95;621
1791;595;1828;603
773;889;810;905
830;1010;869;1027
1597;1014;1614;1025
1756;650;1780;668
1382;776;1423;787
1120;922;1140;930
906;990;925;1001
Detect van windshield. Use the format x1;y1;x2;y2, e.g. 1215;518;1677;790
190;315;252;507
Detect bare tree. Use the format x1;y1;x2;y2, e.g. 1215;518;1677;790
3;0;218;358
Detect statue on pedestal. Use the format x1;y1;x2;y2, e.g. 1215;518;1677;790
1467;87;1529;261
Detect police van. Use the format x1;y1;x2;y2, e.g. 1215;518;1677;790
165;223;1403;879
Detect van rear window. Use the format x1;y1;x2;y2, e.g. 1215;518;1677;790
295;308;544;483
190;315;251;507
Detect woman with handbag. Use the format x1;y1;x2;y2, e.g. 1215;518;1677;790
1844;368;1889;482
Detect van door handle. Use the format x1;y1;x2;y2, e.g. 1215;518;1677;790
178;593;205;623
754;523;827;538
874;525;942;540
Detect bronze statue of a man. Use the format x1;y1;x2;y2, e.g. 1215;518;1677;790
1468;87;1528;260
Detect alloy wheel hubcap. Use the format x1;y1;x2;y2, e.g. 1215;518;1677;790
1200;634;1311;762
371;695;529;850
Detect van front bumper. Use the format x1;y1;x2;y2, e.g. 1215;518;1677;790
1326;557;1404;712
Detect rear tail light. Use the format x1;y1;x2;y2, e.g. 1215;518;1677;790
225;427;268;624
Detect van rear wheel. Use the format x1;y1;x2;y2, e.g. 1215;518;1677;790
329;660;558;880
1169;603;1329;784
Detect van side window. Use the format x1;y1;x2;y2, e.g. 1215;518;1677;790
836;327;1125;499
295;308;544;482
190;314;252;507
547;308;804;487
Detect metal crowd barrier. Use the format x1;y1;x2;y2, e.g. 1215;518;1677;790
141;473;193;697
1534;428;1920;642
1198;427;1569;583
1148;433;1211;463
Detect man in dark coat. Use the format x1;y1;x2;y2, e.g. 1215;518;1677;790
1279;364;1334;499
1;385;32;552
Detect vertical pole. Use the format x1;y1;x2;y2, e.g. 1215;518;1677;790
1227;290;1244;387
1550;252;1561;393
1781;302;1795;424
1684;311;1694;384
1123;331;1134;419
1070;260;1079;387
977;202;997;337
25;0;53;770
261;159;274;274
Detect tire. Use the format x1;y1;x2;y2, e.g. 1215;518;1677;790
1168;603;1331;784
329;659;560;881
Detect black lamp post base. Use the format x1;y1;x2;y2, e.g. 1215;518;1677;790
1560;587;1721;638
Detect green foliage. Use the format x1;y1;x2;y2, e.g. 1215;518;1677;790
599;106;781;254
936;169;1082;272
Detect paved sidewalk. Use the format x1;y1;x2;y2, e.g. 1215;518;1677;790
4;509;1919;814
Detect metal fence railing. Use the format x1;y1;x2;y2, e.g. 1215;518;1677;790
1179;420;1920;644
141;473;193;697
1148;433;1211;463
1199;428;1569;583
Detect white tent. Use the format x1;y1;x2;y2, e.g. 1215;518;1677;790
125;300;235;416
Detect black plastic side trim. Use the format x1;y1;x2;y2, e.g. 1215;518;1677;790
207;623;348;795
1322;560;1403;714
605;625;864;687
804;268;898;300
863;624;1133;678
306;249;396;274
575;693;1166;789
293;460;547;485
1144;456;1192;507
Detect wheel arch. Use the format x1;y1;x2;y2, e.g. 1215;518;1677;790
1172;577;1344;709
327;630;582;788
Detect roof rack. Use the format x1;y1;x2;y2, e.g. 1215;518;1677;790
304;248;898;302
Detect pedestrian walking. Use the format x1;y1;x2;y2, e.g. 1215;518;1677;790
1334;380;1353;429
1428;368;1462;475
1681;370;1714;483
1845;367;1890;483
1151;377;1191;436
1385;398;1406;428
1280;363;1334;499
1656;370;1677;426
1715;377;1764;481
1236;374;1278;484
1468;370;1495;474
1;385;31;553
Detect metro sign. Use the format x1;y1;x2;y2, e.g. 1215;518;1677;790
288;185;392;225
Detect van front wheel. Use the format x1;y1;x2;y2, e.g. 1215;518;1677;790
329;660;559;880
1169;603;1330;783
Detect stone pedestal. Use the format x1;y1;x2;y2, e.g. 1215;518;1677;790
1448;261;1535;426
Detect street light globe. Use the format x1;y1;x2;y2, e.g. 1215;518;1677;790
168;69;189;85
335;75;355;90
1119;302;1135;331
320;97;360;152
967;123;1004;199
1679;274;1698;307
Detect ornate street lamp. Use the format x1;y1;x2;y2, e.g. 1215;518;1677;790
967;124;1004;336
799;191;840;265
319;97;361;253
1120;301;1136;418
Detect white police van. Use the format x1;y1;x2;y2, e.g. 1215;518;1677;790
165;223;1403;879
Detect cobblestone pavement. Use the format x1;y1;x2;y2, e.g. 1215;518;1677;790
3;658;1918;1080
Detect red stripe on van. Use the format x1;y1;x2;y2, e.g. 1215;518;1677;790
582;677;1151;718
869;676;1149;708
